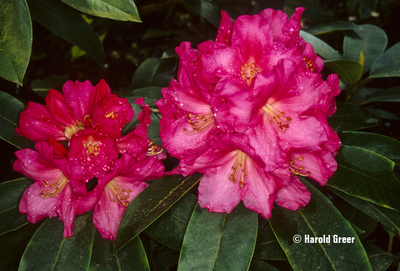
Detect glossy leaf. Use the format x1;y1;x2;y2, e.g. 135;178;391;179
0;91;34;149
28;0;105;67
115;173;202;253
343;24;387;73
365;244;394;271
350;88;382;105
0;178;31;236
30;75;68;99
127;87;164;100
254;224;287;261
327;145;400;211
300;30;342;60
269;179;372;271
0;0;32;85
324;60;363;84
249;259;279;271
328;102;380;132
306;21;360;35
365;108;400;120
177;203;258;271
339;131;400;165
370;42;400;78
90;232;149;271
362;86;400;104
145;193;197;250
182;0;221;28
61;0;141;22
331;188;400;235
19;212;95;271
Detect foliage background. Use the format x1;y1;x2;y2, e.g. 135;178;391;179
1;0;400;270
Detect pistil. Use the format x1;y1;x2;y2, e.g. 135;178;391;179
228;151;247;188
264;104;291;132
105;180;131;206
183;112;214;134
241;62;258;86
41;175;68;198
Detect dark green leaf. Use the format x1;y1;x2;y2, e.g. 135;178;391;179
306;21;360;35
327;145;400;211
370;42;400;78
363;86;400;103
343;24;387;73
0;91;34;149
328;102;380;132
350;88;382;105
254;224;287;261
145;193;197;250
285;0;325;24
30;75;68;99
28;0;105;67
61;0;141;22
0;0;32;85
359;0;379;19
182;0;221;28
365;244;393;271
331;188;400;235
269;179;372;271
19;212;95;271
324;60;363;84
115;173;202;253
365;107;400;120
0;178;31;236
126;87;163;100
300;30;342;60
178;203;258;271
249;259;279;271
339;131;400;165
89;232;150;271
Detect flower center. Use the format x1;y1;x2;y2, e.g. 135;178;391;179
41;175;68;198
105;180;131;206
303;57;315;72
229;151;247;188
104;110;118;119
289;155;310;177
183;112;214;134
147;140;164;156
64;121;84;140
241;62;258;86
263;104;291;132
83;136;101;157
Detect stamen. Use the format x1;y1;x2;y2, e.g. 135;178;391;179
303;57;315;72
104;110;118;119
183;112;214;134
289;156;310;177
105;180;132;206
228;151;247;188
147;140;164;156
264;104;291;132
83;136;100;156
241;62;258;86
64;120;84;139
41;176;68;198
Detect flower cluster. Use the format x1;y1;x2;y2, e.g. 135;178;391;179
156;8;341;218
14;80;165;239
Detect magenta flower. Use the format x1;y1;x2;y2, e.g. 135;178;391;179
13;141;85;237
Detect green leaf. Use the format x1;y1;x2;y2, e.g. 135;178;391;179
126;87;164;100
358;0;379;19
331;188;400;235
370;42;400;78
61;0;141;22
145;193;197;250
30;75;68;99
365;107;400;120
269;179;372;271
339;131;400;165
0;91;34;149
254;224;287;261
131;55;178;89
343;24;388;73
324;60;363;84
182;0;221;28
300;30;342;60
19;212;95;271
306;21;360;35
0;178;31;236
362;86;400;103
327;145;400;211
328;102;380;132
28;0;105;67
249;259;279;271
0;0;32;85
177;203;258;271
350;88;382;105
89;232;150;271
115;173;202;253
365;244;393;271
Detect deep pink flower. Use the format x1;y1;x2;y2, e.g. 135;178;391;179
13;141;85;237
75;153;165;240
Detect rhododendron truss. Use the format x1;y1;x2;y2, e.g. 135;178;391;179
156;7;341;218
13;80;165;238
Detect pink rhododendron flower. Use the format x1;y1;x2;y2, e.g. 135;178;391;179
157;8;341;218
13;141;85;237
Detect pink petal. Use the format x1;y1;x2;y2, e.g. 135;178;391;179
62;80;94;121
216;10;233;45
275;176;311;210
46;89;78;127
89;79;111;112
